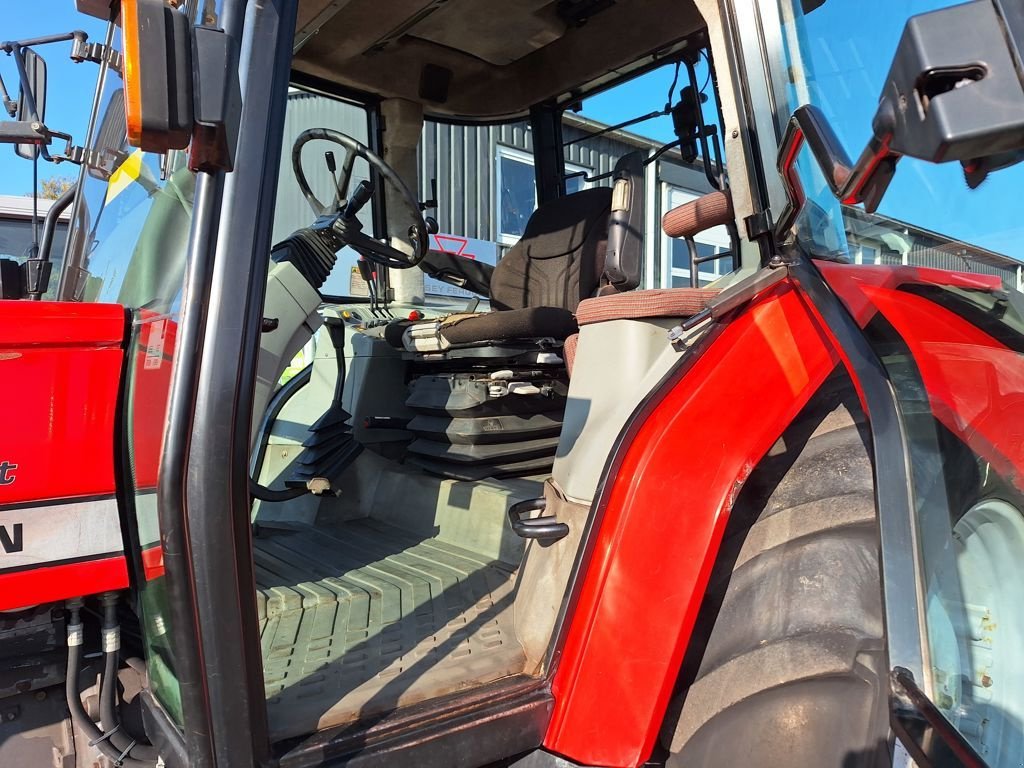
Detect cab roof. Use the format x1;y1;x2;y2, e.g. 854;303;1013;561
292;0;705;120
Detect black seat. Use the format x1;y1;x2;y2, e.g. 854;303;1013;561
393;152;644;479
394;151;645;353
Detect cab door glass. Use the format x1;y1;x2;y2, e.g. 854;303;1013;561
775;2;1024;760
59;14;198;730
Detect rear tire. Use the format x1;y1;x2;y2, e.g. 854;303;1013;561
661;386;890;767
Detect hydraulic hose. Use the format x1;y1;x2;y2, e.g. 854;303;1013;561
65;599;157;768
99;595;160;762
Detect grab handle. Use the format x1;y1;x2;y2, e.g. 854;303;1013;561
507;497;569;544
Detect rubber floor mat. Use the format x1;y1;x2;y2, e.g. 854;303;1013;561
254;519;526;742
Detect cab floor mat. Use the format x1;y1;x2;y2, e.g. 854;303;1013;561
254;519;526;742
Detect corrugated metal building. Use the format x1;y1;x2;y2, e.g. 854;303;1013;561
274;91;1023;295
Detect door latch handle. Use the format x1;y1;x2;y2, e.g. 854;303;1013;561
507;497;569;544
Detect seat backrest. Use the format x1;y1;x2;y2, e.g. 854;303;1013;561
489;186;612;313
602;150;645;293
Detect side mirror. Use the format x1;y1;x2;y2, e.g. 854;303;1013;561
14;48;47;160
776;0;1024;236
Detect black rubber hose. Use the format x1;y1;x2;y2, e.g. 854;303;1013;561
65;604;156;767
248;475;308;502
99;599;160;761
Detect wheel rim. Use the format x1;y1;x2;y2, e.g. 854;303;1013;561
948;498;1024;766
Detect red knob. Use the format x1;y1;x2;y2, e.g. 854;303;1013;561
408;310;424;321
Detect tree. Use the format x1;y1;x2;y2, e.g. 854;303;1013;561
37;177;75;200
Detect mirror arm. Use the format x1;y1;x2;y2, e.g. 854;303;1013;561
0;73;15;117
775;104;900;238
1;32;82;52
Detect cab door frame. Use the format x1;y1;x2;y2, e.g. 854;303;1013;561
154;0;296;764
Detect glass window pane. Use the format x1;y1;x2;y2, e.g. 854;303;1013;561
671;238;689;271
672;240;720;271
575;60;719;151
500;154;536;238
0;217;68;298
777;0;1023;278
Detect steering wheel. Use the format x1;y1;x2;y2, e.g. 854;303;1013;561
291;128;428;269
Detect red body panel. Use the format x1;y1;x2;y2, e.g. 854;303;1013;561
815;262;1001;327
0;301;129;606
545;283;840;766
0;301;124;505
129;312;177;491
0;555;130;609
141;542;165;581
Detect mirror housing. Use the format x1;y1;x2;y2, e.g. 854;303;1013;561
120;0;241;170
877;0;1024;182
776;0;1024;236
14;48;47;160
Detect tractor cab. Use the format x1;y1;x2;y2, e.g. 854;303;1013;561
3;0;1024;767
137;0;745;753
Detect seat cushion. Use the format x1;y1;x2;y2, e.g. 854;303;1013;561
440;306;577;345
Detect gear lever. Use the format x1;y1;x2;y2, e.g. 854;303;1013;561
325;151;345;211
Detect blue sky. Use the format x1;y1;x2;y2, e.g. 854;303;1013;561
579;60;711;146
0;3;108;196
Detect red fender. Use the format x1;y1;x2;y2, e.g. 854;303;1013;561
545;281;841;766
818;260;1024;486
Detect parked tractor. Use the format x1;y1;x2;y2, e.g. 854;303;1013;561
1;0;1023;766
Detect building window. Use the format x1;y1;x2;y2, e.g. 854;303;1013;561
497;146;536;244
496;145;590;245
854;244;878;265
662;185;731;288
565;173;587;195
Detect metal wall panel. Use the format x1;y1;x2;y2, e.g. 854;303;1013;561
273;91;371;245
911;244;1017;286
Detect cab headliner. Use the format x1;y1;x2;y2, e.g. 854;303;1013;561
292;0;705;120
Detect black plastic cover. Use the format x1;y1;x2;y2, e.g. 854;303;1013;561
189;25;241;172
419;248;493;297
875;0;1024;165
270;226;339;291
75;0;118;21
